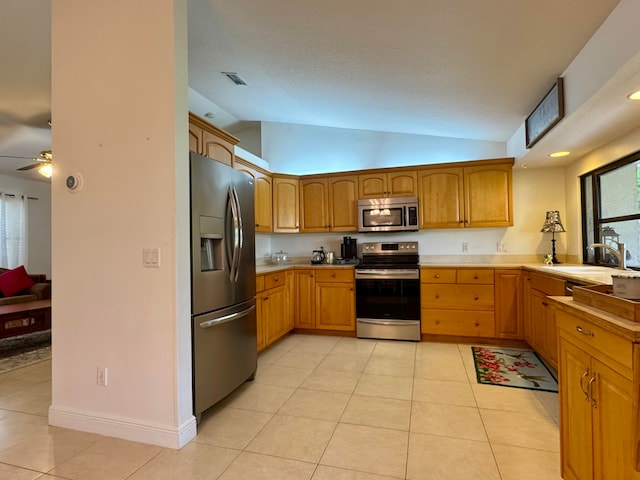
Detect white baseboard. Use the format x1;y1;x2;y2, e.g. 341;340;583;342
48;405;197;449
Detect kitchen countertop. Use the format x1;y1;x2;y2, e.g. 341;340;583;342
257;260;627;285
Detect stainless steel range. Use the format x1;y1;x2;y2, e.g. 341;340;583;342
355;241;421;341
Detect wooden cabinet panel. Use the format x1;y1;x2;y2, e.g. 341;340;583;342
273;176;299;233
234;157;273;232
418;167;464;229
315;282;355;331
264;271;286;290
494;269;523;340
263;285;287;345
358;173;387;198
294;270;315;329
421;309;495;337
421;284;495;310
418;160;513;229
358;171;417;198
328;175;358;232
420;267;497;338
559;337;594;480
315;269;353;283
256;293;265;352
188;113;238;166
421;268;457;284
300;178;329;232
387;171;417;196
556;304;640;480
464;164;513;227
524;270;567;368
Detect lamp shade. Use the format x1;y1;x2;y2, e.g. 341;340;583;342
540;210;566;233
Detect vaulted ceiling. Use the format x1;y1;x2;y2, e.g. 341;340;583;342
2;0;636;181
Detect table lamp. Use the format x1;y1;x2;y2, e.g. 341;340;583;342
540;210;565;264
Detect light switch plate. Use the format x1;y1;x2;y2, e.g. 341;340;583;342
143;248;160;268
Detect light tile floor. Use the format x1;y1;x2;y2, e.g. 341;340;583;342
0;334;562;479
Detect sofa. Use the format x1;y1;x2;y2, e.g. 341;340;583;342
0;267;51;307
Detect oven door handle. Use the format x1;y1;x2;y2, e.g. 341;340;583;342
355;270;419;280
357;318;419;326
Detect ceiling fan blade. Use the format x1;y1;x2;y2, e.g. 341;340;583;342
17;163;41;171
0;154;33;160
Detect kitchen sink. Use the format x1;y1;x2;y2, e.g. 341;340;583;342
539;265;617;274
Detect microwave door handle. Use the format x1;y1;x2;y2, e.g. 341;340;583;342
403;205;407;226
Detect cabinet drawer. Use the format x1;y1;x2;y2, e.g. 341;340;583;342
421;309;495;337
315;269;353;283
457;269;494;284
421;284;494;310
528;271;566;296
264;271;286;290
421;268;456;283
556;310;633;374
256;275;265;293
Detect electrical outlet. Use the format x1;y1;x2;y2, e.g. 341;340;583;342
462;242;469;252
97;366;108;386
497;242;508;253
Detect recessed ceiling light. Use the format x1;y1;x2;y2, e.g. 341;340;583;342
627;90;640;100
221;72;247;86
204;112;216;119
549;151;571;158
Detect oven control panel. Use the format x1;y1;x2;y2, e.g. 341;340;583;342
361;242;418;254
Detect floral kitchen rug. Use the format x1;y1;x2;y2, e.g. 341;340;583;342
471;346;558;393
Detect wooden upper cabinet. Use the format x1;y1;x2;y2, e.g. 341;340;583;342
273;176;299;233
418;160;513;229
234;157;273;233
418;167;464;229
464;163;513;227
328;175;358;232
300;175;358;233
188;112;239;166
300;178;330;232
358;170;417;198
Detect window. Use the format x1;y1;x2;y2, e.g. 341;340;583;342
0;193;28;269
581;151;640;269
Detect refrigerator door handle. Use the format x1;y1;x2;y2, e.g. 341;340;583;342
199;304;256;329
231;186;243;283
227;186;240;282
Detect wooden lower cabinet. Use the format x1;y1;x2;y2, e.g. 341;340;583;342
523;270;566;369
555;305;640;480
494;269;523;339
256;271;293;351
421;267;496;337
294;268;355;332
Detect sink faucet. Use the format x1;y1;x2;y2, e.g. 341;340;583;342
587;242;627;270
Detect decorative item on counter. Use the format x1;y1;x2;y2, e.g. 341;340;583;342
540;210;566;264
611;273;640;301
543;254;553;266
271;251;289;265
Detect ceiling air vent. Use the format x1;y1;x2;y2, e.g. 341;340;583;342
222;72;247;86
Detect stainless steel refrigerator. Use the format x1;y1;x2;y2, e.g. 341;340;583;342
190;152;257;420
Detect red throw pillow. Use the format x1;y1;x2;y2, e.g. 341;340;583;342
0;266;37;297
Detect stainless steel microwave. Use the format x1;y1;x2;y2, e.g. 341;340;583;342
358;196;419;232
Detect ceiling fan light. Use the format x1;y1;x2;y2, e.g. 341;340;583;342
38;164;52;178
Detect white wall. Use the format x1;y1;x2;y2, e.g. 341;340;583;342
0;174;51;278
50;0;194;448
262;122;507;175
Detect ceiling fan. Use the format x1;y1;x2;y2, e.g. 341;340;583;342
0;150;53;177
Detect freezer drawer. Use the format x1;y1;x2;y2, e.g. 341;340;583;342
192;299;257;418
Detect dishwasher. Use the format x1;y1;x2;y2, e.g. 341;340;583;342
564;280;586;296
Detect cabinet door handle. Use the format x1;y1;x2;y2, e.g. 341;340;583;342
331;273;336;278
576;326;594;337
474;295;479;300
541;301;548;306
264;296;269;301
434;274;440;279
474;321;480;327
274;276;279;282
473;275;479;280
587;376;597;408
435;294;440;299
580;370;590;401
435;319;440;325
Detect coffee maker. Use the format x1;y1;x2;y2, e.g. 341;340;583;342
341;236;358;260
